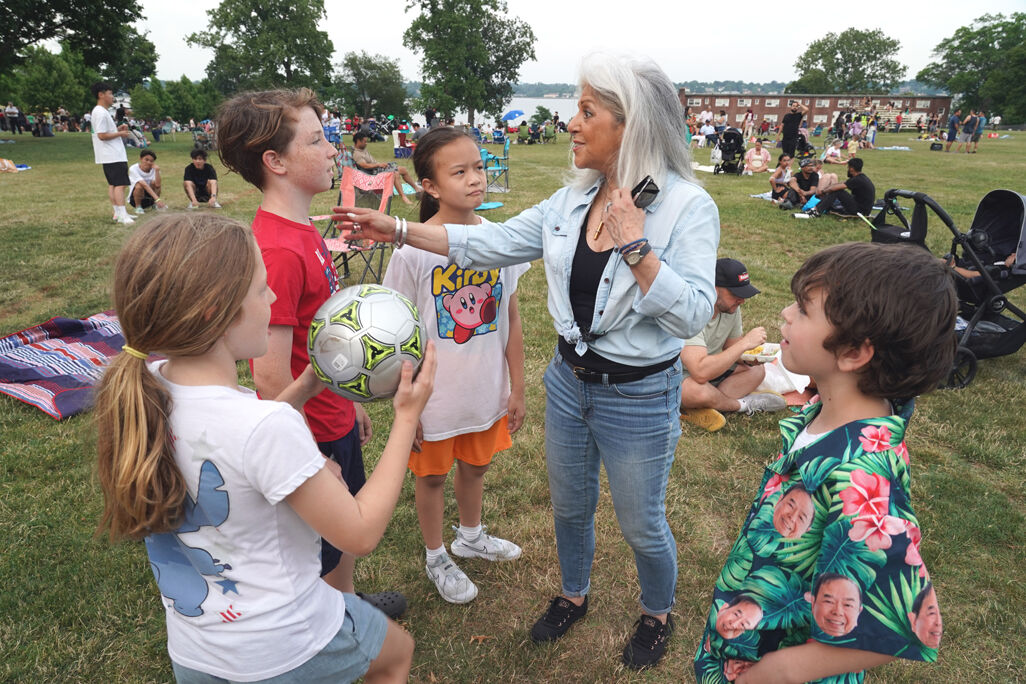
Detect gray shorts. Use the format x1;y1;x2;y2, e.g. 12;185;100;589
171;593;388;683
957;132;972;143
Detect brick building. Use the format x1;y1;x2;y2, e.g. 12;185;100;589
682;93;953;130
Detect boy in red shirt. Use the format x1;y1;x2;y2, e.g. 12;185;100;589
217;89;404;618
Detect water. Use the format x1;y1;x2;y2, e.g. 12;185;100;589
417;96;579;127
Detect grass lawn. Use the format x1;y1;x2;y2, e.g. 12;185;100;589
1;128;1024;683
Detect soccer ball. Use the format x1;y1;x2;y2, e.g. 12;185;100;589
308;284;426;402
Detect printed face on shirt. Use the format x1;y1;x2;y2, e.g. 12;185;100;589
723;658;755;681
773;486;814;539
808;576;862;637
276;106;336;198
715;597;763;640
224;245;276;361
568;86;624;176
909;586;943;648
421;137;485;215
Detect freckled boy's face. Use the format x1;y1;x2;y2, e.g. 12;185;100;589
811;578;862;637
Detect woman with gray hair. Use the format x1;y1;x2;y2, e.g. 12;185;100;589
334;52;719;669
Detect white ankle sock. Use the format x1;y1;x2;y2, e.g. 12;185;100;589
459;524;482;540
426;545;446;563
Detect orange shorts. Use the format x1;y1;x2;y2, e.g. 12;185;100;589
408;416;512;477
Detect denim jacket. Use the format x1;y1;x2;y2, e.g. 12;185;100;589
445;173;719;366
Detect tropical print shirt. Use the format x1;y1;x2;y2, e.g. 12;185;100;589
694;398;942;683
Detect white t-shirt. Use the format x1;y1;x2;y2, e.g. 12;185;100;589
382;228;528;440
147;361;344;681
91;104;126;164
128;162;157;198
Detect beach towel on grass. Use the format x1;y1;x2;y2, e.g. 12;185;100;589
0;311;124;419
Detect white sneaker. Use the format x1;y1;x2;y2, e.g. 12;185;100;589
134;206;145;215
211;201;222;208
116;214;136;224
426;552;477;604
450;525;522;561
187;203;197;210
741;392;787;415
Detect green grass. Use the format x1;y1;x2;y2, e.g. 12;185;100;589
1;129;1024;682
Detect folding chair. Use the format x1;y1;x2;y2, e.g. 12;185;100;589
542;124;556;143
320;166;394;283
482;138;510;194
517;124;530;145
392;131;412;158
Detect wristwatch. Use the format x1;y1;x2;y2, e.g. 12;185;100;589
623;241;652;266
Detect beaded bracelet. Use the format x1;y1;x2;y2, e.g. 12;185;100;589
618;238;648;255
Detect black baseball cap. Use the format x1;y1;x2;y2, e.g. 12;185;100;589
715;258;760;298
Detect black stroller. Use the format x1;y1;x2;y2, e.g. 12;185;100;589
794;128;816;160
870;188;1026;388
712;128;745;175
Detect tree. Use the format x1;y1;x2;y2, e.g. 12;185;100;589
17;47;80;113
784;69;830;95
403;0;536;125
979;43;1026;123
164;76;198;124
790;29;906;94
917;13;1026;112
333;52;409;119
1;0;142;73
129;84;162;122
102;26;158;92
187;0;334;94
530;105;552;126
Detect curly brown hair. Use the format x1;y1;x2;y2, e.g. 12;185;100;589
790;242;956;400
215;89;324;189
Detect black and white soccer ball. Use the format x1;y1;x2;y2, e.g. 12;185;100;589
308;284;426;402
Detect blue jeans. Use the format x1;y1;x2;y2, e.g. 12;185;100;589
543;353;682;615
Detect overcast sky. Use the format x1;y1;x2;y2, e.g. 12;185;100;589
138;0;1014;86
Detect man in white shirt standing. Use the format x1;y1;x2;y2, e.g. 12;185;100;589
128;148;167;214
90;82;134;224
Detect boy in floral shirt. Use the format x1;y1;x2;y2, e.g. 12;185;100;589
695;242;955;683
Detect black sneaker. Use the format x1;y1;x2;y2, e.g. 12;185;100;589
356;591;407;619
622;613;675;669
530;595;588;643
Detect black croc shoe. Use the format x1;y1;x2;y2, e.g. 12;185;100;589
530;595;588;643
622;613;674;669
357;591;407;619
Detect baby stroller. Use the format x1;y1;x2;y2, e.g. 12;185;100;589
794;128;816;160
870;188;1026;388
711;128;745;174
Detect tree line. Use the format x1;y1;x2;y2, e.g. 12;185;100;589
2;5;1024;125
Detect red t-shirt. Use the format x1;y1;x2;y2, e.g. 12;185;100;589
249;207;354;441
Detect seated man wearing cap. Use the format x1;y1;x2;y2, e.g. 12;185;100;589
777;158;819;211
678;258;787;432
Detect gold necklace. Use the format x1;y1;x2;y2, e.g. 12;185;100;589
592;187;612;240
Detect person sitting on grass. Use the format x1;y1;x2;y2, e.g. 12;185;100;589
183;148;220;209
813;157;875;217
769;153;793;203
351;131;420;205
128;149;167;214
777;158;819;210
823;138;847;164
694;242;954;683
743;139;771;174
678;258;787;433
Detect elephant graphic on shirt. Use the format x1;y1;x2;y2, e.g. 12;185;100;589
145;460;232;618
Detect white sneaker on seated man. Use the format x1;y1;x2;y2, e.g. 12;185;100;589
679;258;786;432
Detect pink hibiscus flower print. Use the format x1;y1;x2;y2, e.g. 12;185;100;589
839;469;890;519
904;522;928;577
761;472;790;501
895;441;910;465
850;514;906;551
859;425;894;453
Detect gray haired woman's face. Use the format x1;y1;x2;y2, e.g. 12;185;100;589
568;87;624;178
